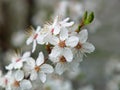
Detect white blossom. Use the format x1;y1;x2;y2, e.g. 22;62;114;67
73;29;95;62
26;26;41;52
11;70;32;90
26;52;54;83
49;29;79;63
0;71;13;90
5;51;31;70
42;16;74;38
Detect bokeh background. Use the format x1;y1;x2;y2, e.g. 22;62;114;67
0;0;120;90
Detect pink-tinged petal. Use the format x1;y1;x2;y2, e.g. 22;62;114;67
39;72;46;83
36;52;44;66
14;70;24;81
30;70;38;81
60;28;68;41
82;42;95;53
63;48;73;62
26;37;33;45
36;26;41;33
5;63;14;70
41;64;54;73
65;36;79;47
55;63;65;75
22;52;31;58
78;29;88;43
20;79;32;89
32;40;37;53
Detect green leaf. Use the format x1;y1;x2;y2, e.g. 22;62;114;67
84;12;94;25
88;12;94;23
83;11;88;21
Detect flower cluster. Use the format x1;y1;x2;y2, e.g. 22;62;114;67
0;16;95;90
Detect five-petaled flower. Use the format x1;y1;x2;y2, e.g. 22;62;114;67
26;52;54;83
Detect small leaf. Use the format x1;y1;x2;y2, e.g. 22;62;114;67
88;12;94;23
84;12;94;24
83;11;88;21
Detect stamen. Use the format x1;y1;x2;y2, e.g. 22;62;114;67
16;58;21;62
35;66;40;72
13;80;20;87
59;56;66;63
4;78;8;85
51;28;54;33
33;34;38;39
58;41;66;48
75;43;82;49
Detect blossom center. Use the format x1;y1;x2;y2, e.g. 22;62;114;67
13;80;20;87
75;42;82;49
33;33;38;39
59;56;66;63
16;58;21;62
51;28;54;33
35;66;40;72
59;41;66;48
4;78;8;85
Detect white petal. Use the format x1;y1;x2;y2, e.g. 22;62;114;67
26;58;35;69
41;64;54;73
82;42;95;53
65;36;79;47
39;72;46;83
20;80;32;89
36;52;44;66
30;70;38;81
14;61;23;69
55;63;65;75
63;48;73;62
78;29;88;43
62;21;74;27
49;46;62;60
36;26;41;33
22;51;31;58
5;63;14;70
60;28;68;41
22;63;32;77
14;70;24;81
32;40;37;53
37;34;45;44
63;17;70;22
49;35;59;45
53;26;60;35
26;37;33;45
53;16;58;27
